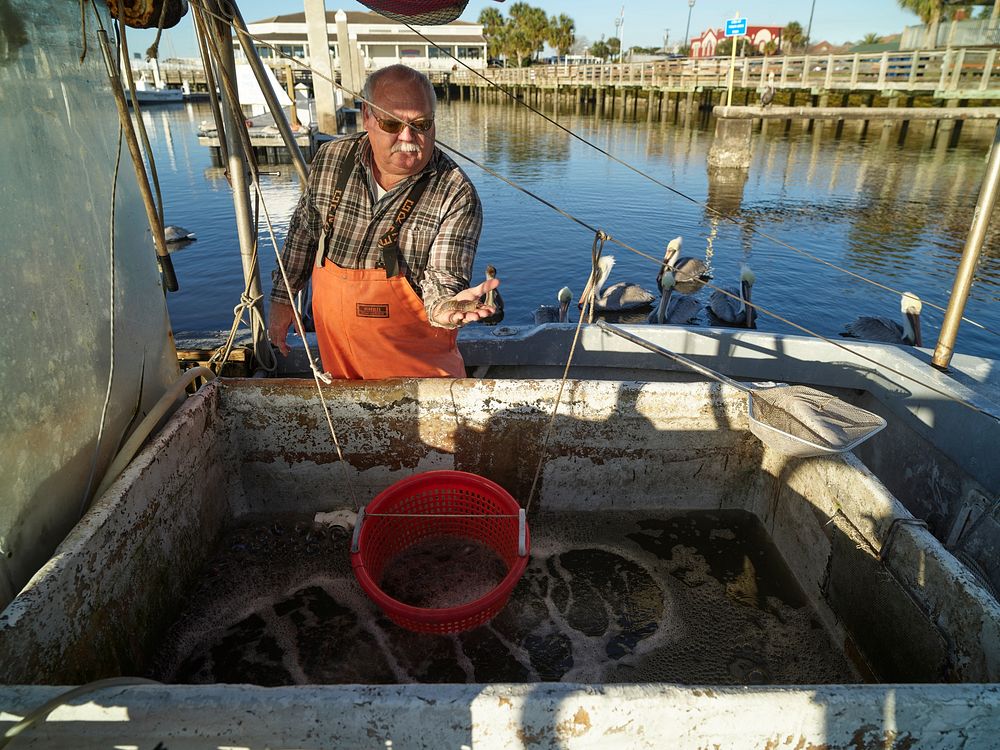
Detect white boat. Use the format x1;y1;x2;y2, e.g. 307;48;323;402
1;1;999;747
126;76;184;104
125;57;184;105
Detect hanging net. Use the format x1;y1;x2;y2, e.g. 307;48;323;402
355;0;474;24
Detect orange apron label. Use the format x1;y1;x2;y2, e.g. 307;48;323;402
356;303;390;318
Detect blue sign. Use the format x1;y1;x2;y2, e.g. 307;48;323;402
725;17;747;37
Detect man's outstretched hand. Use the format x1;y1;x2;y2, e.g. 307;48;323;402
431;277;500;328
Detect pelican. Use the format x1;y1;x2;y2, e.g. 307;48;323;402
533;286;573;324
760;72;775;107
841;292;922;346
708;264;757;328
478;264;504;326
648;270;701;325
164;225;196;243
662;236;711;284
578;256;656;315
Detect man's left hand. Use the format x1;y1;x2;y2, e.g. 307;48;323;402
432;277;500;327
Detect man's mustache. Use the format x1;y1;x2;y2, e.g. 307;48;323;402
392;142;421;154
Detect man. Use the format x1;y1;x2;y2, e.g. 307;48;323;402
268;64;497;379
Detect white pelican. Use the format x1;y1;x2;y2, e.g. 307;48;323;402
478;264;504;326
708;264;757;328
662;236;711;284
533;286;573;324
648;270;701;325
841;292;922;346
578;256;656;315
164;225;196;243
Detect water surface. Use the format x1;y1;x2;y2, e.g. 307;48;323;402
143;100;999;359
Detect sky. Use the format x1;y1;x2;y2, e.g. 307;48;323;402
134;1;924;60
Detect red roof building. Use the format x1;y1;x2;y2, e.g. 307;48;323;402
689;25;783;58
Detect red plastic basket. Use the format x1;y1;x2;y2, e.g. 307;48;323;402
350;470;530;634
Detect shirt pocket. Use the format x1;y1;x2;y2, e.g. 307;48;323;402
399;227;437;275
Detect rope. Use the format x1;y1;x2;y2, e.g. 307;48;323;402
113;3;166;237
144;0;171;60
255;175;358;509
80;120;123;518
523;230;606;514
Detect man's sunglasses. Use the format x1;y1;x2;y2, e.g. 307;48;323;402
372;115;435;134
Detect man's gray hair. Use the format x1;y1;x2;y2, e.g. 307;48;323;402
361;64;437;115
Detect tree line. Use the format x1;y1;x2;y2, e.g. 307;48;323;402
478;2;575;67
477;1;989;66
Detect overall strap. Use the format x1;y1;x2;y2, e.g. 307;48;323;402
322;138;362;235
375;172;432;278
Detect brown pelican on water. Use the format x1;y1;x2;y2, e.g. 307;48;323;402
164;225;196;243
708;264;757;328
662;236;711;285
533;286;573;324
478;264;504;326
648;270;701;325
578;256;656;315
841;292;922;346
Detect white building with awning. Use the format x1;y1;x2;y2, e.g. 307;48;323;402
236;9;487;73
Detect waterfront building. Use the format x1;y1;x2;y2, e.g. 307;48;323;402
235;9;487;73
690;25;783;57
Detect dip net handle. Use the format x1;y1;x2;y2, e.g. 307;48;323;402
596;321;751;395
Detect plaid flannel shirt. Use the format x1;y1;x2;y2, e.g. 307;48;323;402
271;132;483;327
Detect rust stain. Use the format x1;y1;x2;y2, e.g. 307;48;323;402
498;695;512;708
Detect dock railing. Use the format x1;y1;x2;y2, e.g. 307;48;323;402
146;48;1000;99
453;49;1000;97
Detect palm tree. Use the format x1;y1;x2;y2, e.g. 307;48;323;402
508;2;550;64
590;38;611;61
897;0;945;47
478;7;507;62
548;14;575;57
607;36;621;61
783;21;807;53
861;32;883;45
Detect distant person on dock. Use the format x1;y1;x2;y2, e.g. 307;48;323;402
267;64;497;378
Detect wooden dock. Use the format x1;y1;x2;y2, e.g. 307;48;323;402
197;125;322;166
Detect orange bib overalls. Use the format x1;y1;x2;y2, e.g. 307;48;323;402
311;141;465;380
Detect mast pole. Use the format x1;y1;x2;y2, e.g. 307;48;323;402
932;120;1000;369
207;0;267;353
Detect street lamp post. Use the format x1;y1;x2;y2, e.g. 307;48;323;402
806;0;816;50
614;8;624;63
684;0;695;56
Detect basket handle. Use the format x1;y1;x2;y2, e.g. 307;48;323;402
518;508;527;557
350;505;366;553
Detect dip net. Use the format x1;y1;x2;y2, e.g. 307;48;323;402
351;470;529;634
597;322;887;459
356;0;475;24
747;384;887;458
